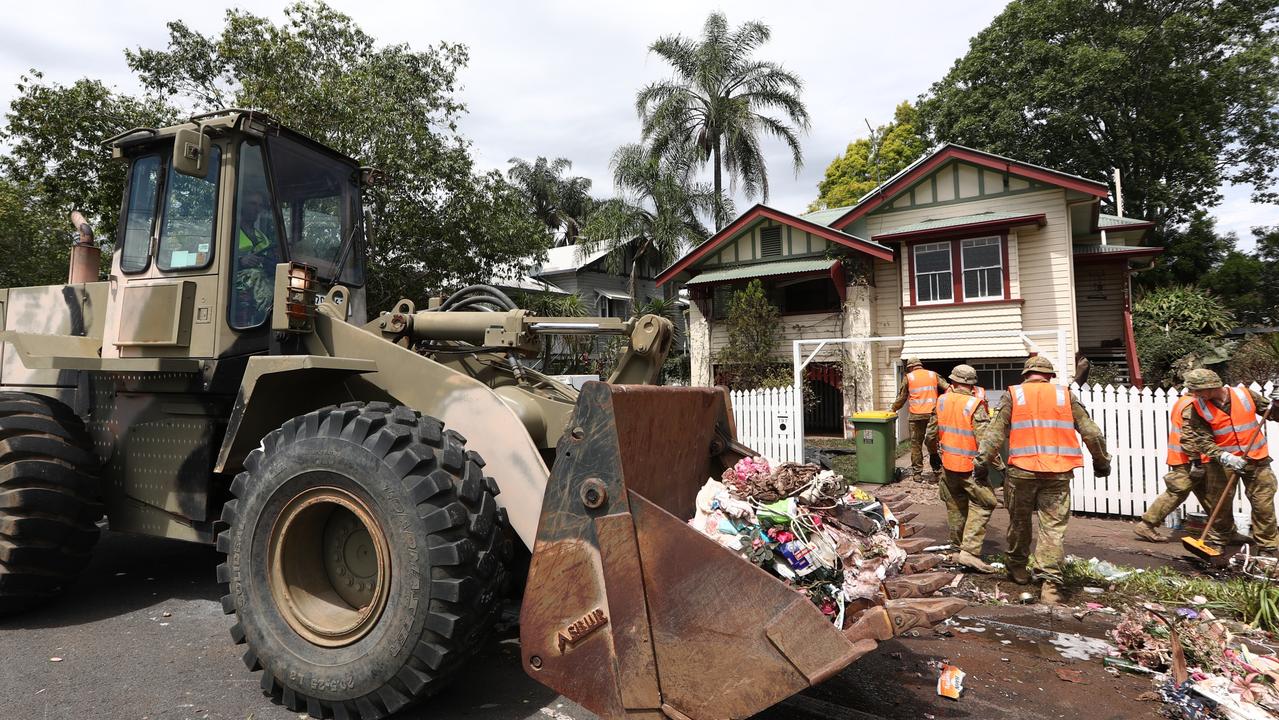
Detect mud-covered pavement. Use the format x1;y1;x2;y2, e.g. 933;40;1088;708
2;499;1177;720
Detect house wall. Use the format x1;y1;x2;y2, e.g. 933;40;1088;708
864;187;1078;385
700;219;831;267
877;159;1048;215
708;310;844;362
1075;262;1126;351
541;271;659;308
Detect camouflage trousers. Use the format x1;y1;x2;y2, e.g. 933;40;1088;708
1204;461;1278;550
1005;471;1071;585
1140;464;1208;528
908;416;930;475
938;468;997;555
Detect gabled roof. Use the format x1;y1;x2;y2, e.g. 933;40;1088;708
535;243;612;275
828;144;1110;231
685;258;837;285
873;211;1047;242
655;204;894;287
798;205;856;228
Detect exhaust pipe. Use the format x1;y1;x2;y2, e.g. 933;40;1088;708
67;211;100;284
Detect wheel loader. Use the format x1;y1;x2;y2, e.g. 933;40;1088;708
0;110;962;719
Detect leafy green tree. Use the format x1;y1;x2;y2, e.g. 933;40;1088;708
636;11;809;228
506;157;595;245
810;102;929;211
715;280;784;389
1205;251;1269;326
1134;285;1236;386
1138;212;1235;287
917;0;1279;231
0;73;174;264
582;142;718;304
0;177;73;288
118;1;547;309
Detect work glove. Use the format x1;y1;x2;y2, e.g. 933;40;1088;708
972;463;989;482
1219;451;1247;472
1093;459;1111;478
929;453;943;472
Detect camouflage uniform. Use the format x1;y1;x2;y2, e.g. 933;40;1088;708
1140;463;1208;529
980;378;1109;585
925;388;996;555
1180;388;1278;550
892;372;950;477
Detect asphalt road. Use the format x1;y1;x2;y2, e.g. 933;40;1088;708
0;531;592;720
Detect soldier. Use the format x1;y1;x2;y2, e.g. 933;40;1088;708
977;356;1110;605
1134;391;1210;542
925;365;998;573
891;358;949;479
1180;369;1279;554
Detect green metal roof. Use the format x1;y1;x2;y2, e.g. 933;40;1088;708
878;211;1042;236
686;258;835;285
1072;243;1161;256
798;205;856;228
1098;213;1153;229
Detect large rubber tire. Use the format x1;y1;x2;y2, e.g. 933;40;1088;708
217;402;511;719
0;392;103;615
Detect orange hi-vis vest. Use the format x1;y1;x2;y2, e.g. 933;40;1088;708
937;392;981;472
1193;386;1269;462
906;369;941;414
1167;394;1210;466
1007;382;1084;473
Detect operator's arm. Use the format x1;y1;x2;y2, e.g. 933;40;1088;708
1071;394;1110;464
924;413;940;454
978;396;1012;465
891;380;909;413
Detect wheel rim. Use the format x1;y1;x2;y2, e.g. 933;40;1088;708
268;485;391;647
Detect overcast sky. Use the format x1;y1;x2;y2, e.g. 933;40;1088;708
0;1;1272;245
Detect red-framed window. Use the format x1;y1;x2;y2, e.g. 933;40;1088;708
907;232;1011;306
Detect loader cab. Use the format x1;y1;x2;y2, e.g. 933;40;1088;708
103;111;367;363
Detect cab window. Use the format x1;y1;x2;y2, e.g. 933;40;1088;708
120;154;162;273
268;134;363;286
157;145;221;271
229;140;283;329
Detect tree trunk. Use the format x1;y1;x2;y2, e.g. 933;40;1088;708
712;138;723;231
629;238;648;311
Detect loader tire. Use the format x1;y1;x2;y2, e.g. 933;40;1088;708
217;402;511;719
0;392;103;615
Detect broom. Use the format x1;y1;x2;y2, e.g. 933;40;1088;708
1183;403;1273;559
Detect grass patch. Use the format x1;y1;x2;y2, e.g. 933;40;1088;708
805;437;858;479
1061;557;1279;633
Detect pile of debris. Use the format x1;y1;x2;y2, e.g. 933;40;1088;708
688;456;927;628
1110;603;1279;719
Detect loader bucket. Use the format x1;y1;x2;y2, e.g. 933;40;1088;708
519;383;959;720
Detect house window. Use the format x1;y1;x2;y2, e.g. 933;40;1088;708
760;226;782;257
971;361;1024;391
600;296;630;319
778;277;840;313
913;242;953;303
961;236;1003;300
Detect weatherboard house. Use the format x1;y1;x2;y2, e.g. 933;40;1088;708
655;143;1159;434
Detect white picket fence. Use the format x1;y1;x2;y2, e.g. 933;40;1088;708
729;387;802;464
1070;381;1279;525
729;381;1279;524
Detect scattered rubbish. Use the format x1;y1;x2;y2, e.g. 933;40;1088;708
1192;595;1209;606
925;544;954;553
1018;592;1035;603
1055;667;1086;684
687;458;918;627
1103;657;1156;676
1084;556;1141;582
162;611;171;618
989;561;1005;569
1048;632;1114;661
34;688;45;695
937;664;965;699
1083;586;1105;595
49;657;62;663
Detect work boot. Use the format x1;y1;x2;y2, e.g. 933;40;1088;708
1134;523;1168;543
1007;566;1031;585
956;550;998;574
1039;582;1062;605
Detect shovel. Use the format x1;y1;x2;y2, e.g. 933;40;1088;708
1182;404;1272;559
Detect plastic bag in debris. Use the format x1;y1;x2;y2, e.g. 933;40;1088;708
1080;556;1141;581
937;664;965;699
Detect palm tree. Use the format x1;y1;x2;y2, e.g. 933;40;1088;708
582;142;723;305
637;11;809;229
506;157;595;245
